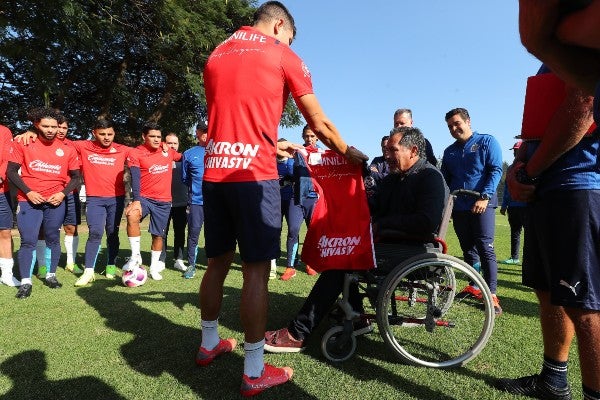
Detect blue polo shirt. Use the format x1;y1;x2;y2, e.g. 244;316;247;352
182;146;205;205
441;132;503;211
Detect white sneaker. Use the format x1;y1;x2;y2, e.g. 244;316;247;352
150;270;163;280
156;261;166;272
123;256;142;272
173;259;187;272
74;269;95;287
1;275;20;287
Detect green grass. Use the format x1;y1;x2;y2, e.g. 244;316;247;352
0;213;582;399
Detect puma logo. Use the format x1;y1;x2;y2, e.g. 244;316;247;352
559;280;580;296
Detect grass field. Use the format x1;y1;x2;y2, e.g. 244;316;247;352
0;213;582;399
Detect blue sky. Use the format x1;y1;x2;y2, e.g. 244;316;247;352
277;1;541;163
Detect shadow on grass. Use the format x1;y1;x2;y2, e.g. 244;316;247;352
76;280;318;399
0;350;125;400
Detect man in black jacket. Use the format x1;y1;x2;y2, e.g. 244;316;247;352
264;126;448;352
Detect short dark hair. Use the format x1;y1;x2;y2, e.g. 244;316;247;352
393;108;412;120
445;107;470;122
302;124;312;136
253;1;296;39
389;126;426;159
27;107;60;124
380;135;389;146
196;121;208;132
93;118;115;130
142;121;161;135
56;114;68;125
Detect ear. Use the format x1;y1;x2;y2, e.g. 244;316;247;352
273;18;285;36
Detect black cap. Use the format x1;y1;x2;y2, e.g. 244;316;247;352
196;121;208;131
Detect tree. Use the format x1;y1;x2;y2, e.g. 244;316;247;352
0;0;302;148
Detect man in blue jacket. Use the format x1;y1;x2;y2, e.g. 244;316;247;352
441;107;503;315
180;122;207;279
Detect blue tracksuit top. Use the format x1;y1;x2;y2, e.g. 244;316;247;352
182;146;205;205
441;132;503;211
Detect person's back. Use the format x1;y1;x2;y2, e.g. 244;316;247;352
204;26;311;183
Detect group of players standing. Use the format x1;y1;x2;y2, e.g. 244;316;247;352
0;108;208;299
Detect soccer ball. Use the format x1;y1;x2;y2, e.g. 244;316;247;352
122;266;148;287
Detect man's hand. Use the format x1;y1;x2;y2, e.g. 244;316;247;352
46;192;66;206
471;199;489;215
344;146;369;165
14;131;37;145
125;200;142;217
507;161;536;202
276;141;302;158
26;191;45;205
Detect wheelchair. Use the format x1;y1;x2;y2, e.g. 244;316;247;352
320;190;495;368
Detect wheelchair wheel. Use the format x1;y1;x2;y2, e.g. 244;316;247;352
321;326;357;362
376;253;494;368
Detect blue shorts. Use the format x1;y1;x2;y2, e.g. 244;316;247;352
140;197;171;236
203;180;281;263
0;192;13;230
523;190;600;310
63;192;81;226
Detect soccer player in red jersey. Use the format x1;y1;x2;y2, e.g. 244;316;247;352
0;124;18;287
7;108;81;299
71;119;134;285
125;122;181;280
198;2;367;396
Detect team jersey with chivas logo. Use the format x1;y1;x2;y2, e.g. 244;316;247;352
203;26;314;183
0;125;12;193
71;140;133;197
127;144;182;202
9;138;79;202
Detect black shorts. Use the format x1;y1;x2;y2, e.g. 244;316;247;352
203;180;281;263
523;190;600;310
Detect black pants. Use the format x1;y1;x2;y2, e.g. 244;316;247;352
160;206;187;262
288;269;363;342
507;206;527;260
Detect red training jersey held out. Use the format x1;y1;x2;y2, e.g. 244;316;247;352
127;144;181;202
71;140;133;197
9;138;80;202
203;26;314;183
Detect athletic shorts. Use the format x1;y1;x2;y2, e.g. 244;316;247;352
63;192;81;226
522;190;600;310
0;191;13;230
203;180;281;263
140;197;171;236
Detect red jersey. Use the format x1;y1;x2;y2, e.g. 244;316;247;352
203;26;314;183
71;140;132;197
0;125;12;193
9;138;80;202
127;144;181;202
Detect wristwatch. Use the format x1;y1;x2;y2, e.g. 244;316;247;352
515;166;539;185
479;193;490;201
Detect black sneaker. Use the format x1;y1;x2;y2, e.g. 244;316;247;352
494;374;572;400
45;276;63;289
16;284;32;299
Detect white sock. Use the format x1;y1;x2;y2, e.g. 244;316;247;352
72;235;79;260
46;272;56;279
36;240;46;267
244;340;265;378
65;235;74;264
128;237;141;258
151;250;161;267
0;258;19;286
21;278;32;285
201;319;220;350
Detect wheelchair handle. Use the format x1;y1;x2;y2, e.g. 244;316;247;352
450;189;481;198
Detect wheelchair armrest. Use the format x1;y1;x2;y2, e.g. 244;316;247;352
375;229;436;244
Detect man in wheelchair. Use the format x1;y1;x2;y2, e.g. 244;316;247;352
265;126;448;352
